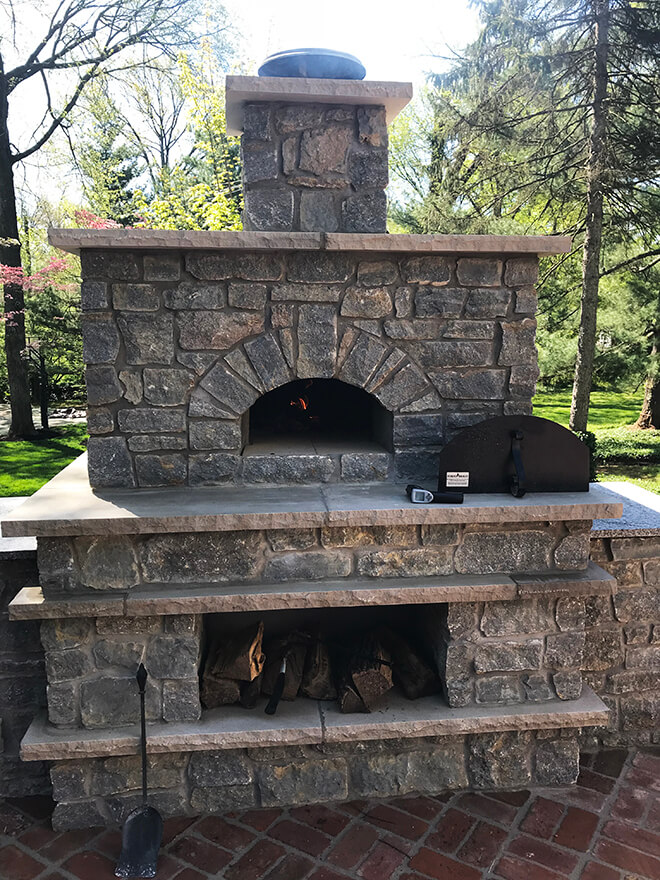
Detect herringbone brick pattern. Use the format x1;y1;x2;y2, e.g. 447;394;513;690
1;749;659;879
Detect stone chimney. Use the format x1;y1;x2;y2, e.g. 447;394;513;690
226;75;412;233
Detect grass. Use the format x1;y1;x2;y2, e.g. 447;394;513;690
0;423;88;497
533;390;644;428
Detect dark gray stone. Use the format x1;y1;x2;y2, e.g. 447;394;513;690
393;414;443;447
553;671;583;700
112;283;159;311
356;548;453;578
445;320;496;339
163;283;225;310
515;287;538;313
534;738;579;785
402;257;451;285
357;106;387;146
127;435;187;452
140;531;263;583
411;341;492;369
374;363;429;411
118;313;174;364
105;791;187;824
556;597;586;632
348;745;466;798
340;452;391;481
338;333;387;387
119;370;143;404
300;191;339;232
50;763;88;801
509;364;540;399
242;455;337;484
267;529;318;551
45;649;91;682
143;368;194;406
456;258;502;287
96;618;161;635
456;530;553;574
613;589;660;622
383;319;444;340
287;252;353;283
244;104;271;140
414;288;464;317
523;673;554;701
82;316;120;364
464;289;510;318
348;148;388;188
189;453;241;486
88;437;135;488
118;409;185;433
357;260;398;287
475;675;522;704
474;640;543;673
342;191;387;233
81;251;140;281
188;751;252;786
341;287;392;318
499;319;537;366
430;368;508;401
545;632;586;669
80;677;159;728
393;449;441;482
41;618;92;650
242;142;278;183
177;310;264;350
144;255;180;282
93;641;144;669
85;366;121;405
164;615;200;635
200;365;259;414
256;759;348;806
245;333;291;390
275;105;324;134
188;387;238;419
185;252;283;282
297;304;337;378
421;524;461;546
621;693;660;731
264;551;351;581
481;599;553;636
189;420;242;450
51;800;106;831
86;408;114;434
162;680;201;722
81;280;108;311
75;535;140;590
227;283;268;310
190;785;256;812
244;190;294;231
626;646;660;669
583;627;624;670
505;257;538;287
147;637;198;679
468;731;532;788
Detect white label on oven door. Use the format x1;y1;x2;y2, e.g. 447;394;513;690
446;471;469;488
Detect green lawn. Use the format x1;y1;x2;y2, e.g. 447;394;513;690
0;423;88;497
533;390;644;428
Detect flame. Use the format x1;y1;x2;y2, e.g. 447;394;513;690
290;396;308;411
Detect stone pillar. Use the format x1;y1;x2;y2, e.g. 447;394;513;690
226;76;413;233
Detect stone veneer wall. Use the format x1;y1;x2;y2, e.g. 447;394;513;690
80;247;539;488
241;103;389;233
48;730;580;831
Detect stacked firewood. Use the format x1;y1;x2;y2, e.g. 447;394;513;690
201;623;440;714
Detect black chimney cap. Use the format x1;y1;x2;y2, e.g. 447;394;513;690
258;48;366;80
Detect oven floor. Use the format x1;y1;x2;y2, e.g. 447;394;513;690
243;436;388;455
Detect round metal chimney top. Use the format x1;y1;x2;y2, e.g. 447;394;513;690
258;48;366;80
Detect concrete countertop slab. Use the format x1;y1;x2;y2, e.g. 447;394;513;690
0;496;36;558
1;454;623;538
592;481;660;536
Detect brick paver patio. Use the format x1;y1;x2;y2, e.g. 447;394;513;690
1;749;659;880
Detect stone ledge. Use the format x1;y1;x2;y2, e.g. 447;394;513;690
20;687;608;761
513;562;616;597
226;75;413;134
47;228;572;257
1;455;623;538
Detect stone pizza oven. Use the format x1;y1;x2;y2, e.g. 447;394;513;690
1;71;624;830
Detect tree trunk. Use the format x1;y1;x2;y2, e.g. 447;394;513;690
0;56;35;439
637;323;660;428
569;0;610;434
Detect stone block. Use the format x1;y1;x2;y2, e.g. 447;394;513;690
402;257;451;285
144;255;180;281
393;414;443;447
556;597;586;631
348;746;466;798
299;126;352;174
190;785;256;812
163;283;225;310
282;136;297;173
257;758;348;806
245;333;291;390
272;284;341;303
626;646;660;669
420;525;461;549
88;437;135;488
118;313;174;364
321;525;417;548
80;280;108;311
583;627;624;670
41;618;92;650
244;104;271;139
275;105;324;134
177;310;264;350
393;449;441;482
162;680;201;722
621;693;660;730
118;409;185;433
475;675;522;704
189;453;240;486
356;547;453;578
82;316;120;364
287;252;353;283
338;333;387;387
585;595;613;626
119;370;143;404
81;251;140;281
394;287;413;318
299;190;339;232
93;641;144;669
226;283;267;311
112;283;159;311
242;454;337;484
143;368;194;406
340;453;391;482
186;252;283;282
604;559;643;587
468;731;531;788
188;751;252;786
456;530;553;574
80;677;159;728
411;341;492;368
297;304;337;378
552;671;583;700
147;636;199;679
45;649;91;682
270;304;295;329
444;320;496;339
499;319;537;366
341;287;392;318
464;289;510;319
51;800;106;831
140;531;262;583
357;106;387;147
244;190;294;231
127;435;187;452
264;551;351;582
624;624;651;644
86;408;114;434
357;261;398;287
503;400;532;416
374;363;429;410
545;632;585;669
348;147;388;188
189;420;242;450
96;618;161;635
85;366;121;406
164;615;200;635
515;287;538;314
481;599;552;636
534;738;579;785
414;287;464;317
267;529;318;551
342;191;387;233
366;349;407;392
523;673;554;701
456;258;502;287
75;535;140;590
505;257;539;287
384;319;444;340
199;366;259;414
509;364;540;399
105;790;188;824
50;763;88;801
607;670;659;693
554;534;590;570
643;559;660;585
474;640;543;673
430;368;507;401
242;142;278;183
613;589;660;622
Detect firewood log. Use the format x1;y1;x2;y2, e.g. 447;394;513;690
201;675;241;708
209;621;265;681
301;635;337;700
378;628;439;700
338;632;393;712
261;633;308;702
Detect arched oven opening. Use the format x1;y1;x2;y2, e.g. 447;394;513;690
247;378;393;453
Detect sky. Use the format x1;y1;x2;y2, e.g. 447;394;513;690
222;0;481;85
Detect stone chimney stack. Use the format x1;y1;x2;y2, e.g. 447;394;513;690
226;75;412;233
